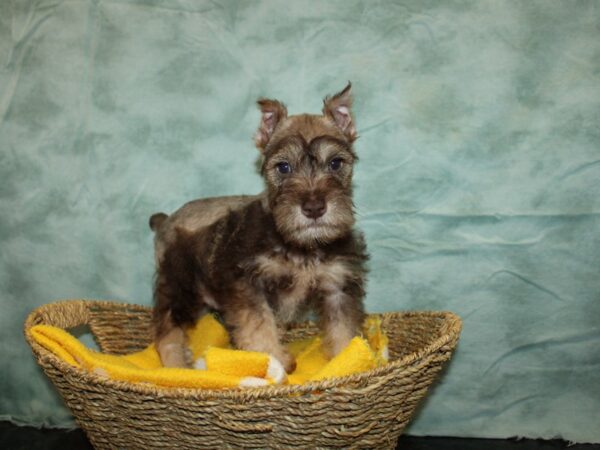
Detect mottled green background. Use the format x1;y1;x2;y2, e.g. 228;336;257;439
1;0;599;443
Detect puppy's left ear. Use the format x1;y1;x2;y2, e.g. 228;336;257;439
323;82;357;141
254;99;288;152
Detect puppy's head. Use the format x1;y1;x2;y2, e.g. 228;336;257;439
254;83;358;249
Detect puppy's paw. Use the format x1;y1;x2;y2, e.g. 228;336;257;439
276;351;296;374
159;343;191;368
266;355;287;384
184;346;194;367
323;335;353;360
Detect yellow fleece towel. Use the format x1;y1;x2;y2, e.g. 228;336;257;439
30;314;388;389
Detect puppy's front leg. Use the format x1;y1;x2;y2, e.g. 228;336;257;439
320;288;365;358
223;294;296;373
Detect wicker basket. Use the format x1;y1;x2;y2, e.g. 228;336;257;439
24;299;461;449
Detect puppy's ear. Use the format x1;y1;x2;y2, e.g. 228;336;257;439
323;82;357;141
254;99;288;152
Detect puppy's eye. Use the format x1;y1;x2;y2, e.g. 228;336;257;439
276;162;291;174
329;158;343;171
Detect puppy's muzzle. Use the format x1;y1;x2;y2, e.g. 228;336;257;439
301;197;327;219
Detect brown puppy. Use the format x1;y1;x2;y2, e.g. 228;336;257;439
150;83;368;372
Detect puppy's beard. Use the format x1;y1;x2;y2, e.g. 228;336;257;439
274;202;354;248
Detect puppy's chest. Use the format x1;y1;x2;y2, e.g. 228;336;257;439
250;251;349;322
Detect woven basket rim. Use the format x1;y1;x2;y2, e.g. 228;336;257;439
24;298;462;400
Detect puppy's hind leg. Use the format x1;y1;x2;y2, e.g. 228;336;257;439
154;312;190;368
152;236;205;368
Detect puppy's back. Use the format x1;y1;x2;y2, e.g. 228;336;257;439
151;195;257;265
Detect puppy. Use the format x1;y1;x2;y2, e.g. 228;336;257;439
150;83;368;373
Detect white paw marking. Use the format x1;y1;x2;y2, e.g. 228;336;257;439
382;345;389;362
239;377;269;388
267;355;286;384
194;358;207;370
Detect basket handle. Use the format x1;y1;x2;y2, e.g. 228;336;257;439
24;300;91;333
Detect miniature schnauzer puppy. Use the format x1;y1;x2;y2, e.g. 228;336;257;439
150;83;368;373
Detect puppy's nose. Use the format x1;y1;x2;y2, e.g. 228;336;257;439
302;198;327;219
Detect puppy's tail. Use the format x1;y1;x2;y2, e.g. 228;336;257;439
149;213;169;232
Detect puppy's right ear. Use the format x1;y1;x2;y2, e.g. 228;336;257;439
254;99;287;152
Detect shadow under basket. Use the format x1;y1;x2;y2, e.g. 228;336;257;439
24;299;462;450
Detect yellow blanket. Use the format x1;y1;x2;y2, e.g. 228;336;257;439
30;314;388;389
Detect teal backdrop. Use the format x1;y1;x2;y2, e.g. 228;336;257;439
1;0;599;443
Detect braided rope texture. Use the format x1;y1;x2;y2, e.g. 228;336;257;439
24;300;461;449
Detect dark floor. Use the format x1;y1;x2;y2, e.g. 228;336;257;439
1;421;598;450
